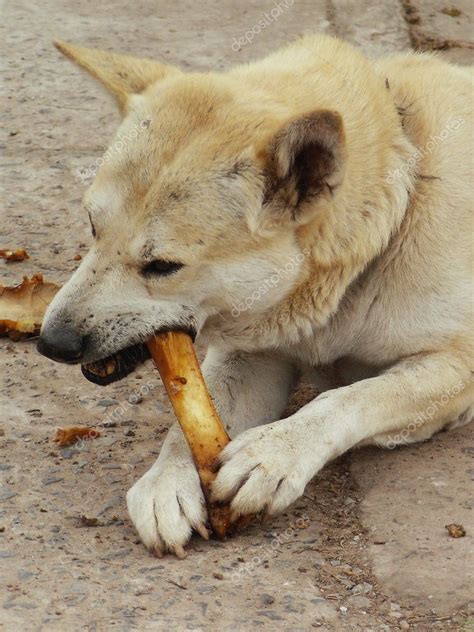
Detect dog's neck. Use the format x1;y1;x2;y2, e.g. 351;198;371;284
221;88;417;349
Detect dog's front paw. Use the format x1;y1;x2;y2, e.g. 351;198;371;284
126;459;209;558
211;421;314;517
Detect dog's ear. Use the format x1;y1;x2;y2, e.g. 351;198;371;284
53;41;180;113
257;110;346;228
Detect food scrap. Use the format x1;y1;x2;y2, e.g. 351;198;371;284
445;523;466;538
54;426;101;447
0;274;60;340
0;248;29;262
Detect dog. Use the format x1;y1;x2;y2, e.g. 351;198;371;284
38;34;473;558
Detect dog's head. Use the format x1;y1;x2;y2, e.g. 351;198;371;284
38;42;346;384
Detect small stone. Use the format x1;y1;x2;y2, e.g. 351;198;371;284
347;595;372;610
400;621;410;630
100;421;117;428
256;611;282;621
26;408;42;417
352;582;373;595
42;477;64;486
59;448;79;459
97;399;119;407
389;611;402;619
261;594;275;605
212;572;224;580
339;606;348;614
0;491;17;501
125;430;136;437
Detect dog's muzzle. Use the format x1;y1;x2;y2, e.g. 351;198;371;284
81;342;151;386
37;324;85;363
80;326;196;386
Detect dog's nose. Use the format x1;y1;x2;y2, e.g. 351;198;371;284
37;324;84;363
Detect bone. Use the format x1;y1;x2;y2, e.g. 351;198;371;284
146;331;249;539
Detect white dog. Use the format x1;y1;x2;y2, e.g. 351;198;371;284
38;35;473;557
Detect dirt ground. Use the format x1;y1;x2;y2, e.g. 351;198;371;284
1;1;472;631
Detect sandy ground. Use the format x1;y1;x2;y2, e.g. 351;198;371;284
1;1;472;630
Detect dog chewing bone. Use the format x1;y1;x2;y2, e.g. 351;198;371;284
147;331;246;538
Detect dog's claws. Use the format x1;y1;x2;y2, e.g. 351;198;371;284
173;544;187;559
230;510;240;524
151;546;164;559
195;522;210;540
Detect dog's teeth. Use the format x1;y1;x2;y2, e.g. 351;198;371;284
106;360;117;375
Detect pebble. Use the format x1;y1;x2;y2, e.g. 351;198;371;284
3;600;38;610
195;586;216;595
0;551;16;558
400;621;410;630
97;399;119;407
0;491;17;501
389;611;402;619
261;594;275;605
256;611;283;621
351;582;373;595
42;477;64;486
59;448;79;459
347;595;372;610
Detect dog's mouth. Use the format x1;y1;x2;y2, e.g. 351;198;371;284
81;326;196;386
81;342;151;386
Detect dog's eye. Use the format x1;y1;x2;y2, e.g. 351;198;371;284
141;260;184;277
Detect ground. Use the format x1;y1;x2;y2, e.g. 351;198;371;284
1;1;473;630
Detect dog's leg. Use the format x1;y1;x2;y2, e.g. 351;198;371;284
212;350;473;517
127;348;295;556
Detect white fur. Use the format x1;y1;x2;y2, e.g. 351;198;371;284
44;35;473;555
